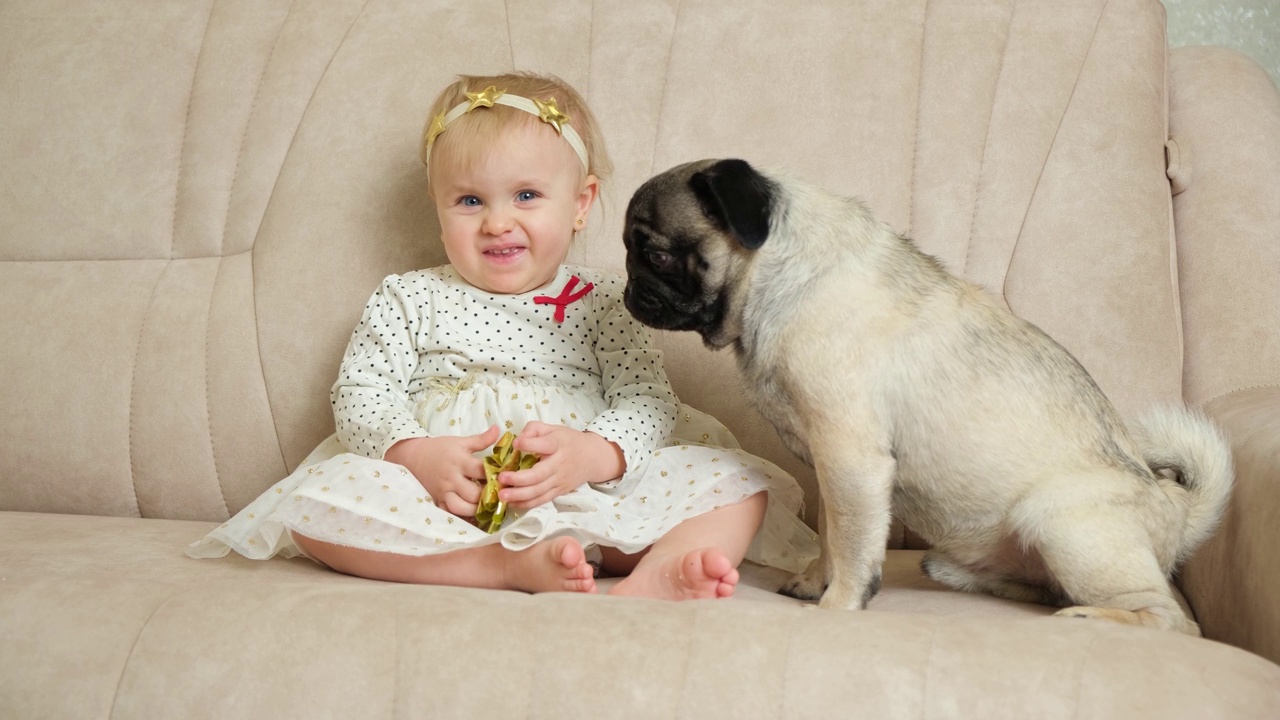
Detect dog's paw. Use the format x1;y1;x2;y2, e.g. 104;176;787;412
778;570;827;602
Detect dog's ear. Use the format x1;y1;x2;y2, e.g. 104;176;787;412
689;159;773;250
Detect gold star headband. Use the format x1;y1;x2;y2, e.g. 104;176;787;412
423;85;589;171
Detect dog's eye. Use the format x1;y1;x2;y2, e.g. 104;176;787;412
646;250;675;269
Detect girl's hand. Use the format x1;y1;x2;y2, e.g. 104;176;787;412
498;422;626;510
384;425;501;517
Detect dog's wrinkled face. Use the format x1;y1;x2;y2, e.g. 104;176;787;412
622;158;776;347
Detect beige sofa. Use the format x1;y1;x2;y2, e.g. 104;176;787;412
3;0;1280;716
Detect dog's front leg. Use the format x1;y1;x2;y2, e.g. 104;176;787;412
814;449;895;610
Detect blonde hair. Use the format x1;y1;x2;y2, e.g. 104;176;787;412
421;72;612;194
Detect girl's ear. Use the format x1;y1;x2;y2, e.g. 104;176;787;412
576;174;600;221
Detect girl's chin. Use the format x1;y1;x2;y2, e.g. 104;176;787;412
464;265;558;295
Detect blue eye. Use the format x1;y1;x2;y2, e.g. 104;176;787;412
516;190;538;202
460;196;481;207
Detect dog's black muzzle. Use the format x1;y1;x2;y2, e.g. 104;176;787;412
623;278;701;332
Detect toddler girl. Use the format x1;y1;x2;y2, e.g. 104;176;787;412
188;72;817;599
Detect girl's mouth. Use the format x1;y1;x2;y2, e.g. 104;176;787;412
484;246;526;263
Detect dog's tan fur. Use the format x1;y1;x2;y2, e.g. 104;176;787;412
622;159;1233;635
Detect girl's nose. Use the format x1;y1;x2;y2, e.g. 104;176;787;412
482;208;513;236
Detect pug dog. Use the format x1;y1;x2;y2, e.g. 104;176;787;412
622;158;1233;635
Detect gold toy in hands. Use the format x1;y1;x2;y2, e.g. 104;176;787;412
476;431;539;533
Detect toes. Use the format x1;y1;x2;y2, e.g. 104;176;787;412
555;538;585;569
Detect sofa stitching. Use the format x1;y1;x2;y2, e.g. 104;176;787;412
1201;384;1280;409
106;590;181;719
1000;0;1110;304
904;0;929;239
204;259;233;518
200;5;293;517
219;0;296;259
202;3;294;516
250;0;373;475
126;0;216;519
125;263;166;519
504;0;516;68
1069;625;1104;719
168;1;216;260
1159;8;1186;393
647;0;682;177
960;0;1015;277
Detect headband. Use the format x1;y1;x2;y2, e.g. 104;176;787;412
423;85;590;171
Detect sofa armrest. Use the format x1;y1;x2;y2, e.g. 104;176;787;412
1167;47;1280;407
1179;388;1280;664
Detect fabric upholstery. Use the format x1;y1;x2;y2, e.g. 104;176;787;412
3;0;1280;716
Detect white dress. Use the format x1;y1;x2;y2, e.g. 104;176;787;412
187;265;818;574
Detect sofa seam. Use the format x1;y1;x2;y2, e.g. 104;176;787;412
128;0;215;520
168;0;216;260
775;610;801;717
1200;383;1280;409
504;0;515;68
204;258;233;519
218;0;296;259
1159;6;1186;397
125;262;169;519
647;0;682;177
1001;0;1111;304
106;590;182;719
904;0;929;239
961;0;1015;277
250;0;373;476
1069;625;1105;720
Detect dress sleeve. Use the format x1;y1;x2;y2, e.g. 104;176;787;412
330;275;429;459
583;274;679;483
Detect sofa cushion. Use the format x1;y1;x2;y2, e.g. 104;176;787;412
3;511;1277;718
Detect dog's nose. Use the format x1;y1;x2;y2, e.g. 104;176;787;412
624;282;661;316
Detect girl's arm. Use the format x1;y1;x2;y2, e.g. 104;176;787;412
330;275;429;459
582;273;679;483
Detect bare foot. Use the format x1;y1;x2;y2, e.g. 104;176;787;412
503;537;597;594
608;548;739;600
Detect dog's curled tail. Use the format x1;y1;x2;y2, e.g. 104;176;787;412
1132;406;1234;565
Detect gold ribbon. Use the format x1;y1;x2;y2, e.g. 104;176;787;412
476;431;539;533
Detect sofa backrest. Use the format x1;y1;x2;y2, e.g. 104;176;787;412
0;0;1180;536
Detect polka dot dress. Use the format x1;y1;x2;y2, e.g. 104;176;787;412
187;265;818;575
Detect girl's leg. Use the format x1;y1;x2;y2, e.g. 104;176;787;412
605;491;768;600
291;532;597;594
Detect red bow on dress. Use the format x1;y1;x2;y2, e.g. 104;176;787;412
534;275;595;323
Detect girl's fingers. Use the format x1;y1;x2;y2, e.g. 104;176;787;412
499;464;551;487
499;478;557;505
443;491;477;517
509;489;558;510
469;424;501;450
514;433;558;456
453;477;481;504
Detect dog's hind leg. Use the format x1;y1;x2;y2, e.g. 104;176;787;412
1029;509;1200;636
920;550;1065;606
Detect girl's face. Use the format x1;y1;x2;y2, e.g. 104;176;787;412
431;121;598;295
